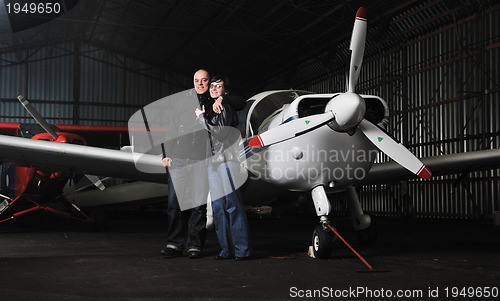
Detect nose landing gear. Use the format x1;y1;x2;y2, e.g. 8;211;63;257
312;223;337;259
310;185;374;271
310;185;335;259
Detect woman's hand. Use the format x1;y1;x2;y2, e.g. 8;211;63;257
212;96;224;114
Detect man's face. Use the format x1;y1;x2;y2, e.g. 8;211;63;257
193;70;209;95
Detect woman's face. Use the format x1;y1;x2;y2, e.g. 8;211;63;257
209;80;225;98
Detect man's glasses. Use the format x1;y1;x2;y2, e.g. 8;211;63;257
210;84;223;90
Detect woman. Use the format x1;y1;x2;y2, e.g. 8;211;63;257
195;75;251;260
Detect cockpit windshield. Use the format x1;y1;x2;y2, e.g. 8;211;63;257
246;90;313;137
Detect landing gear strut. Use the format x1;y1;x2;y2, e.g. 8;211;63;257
309;185;375;270
310;185;335;259
0;193;92;225
347;186;377;246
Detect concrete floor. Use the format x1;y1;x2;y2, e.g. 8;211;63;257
1;210;499;300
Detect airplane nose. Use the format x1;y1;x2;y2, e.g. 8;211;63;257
325;92;366;131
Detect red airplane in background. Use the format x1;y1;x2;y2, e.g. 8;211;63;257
0;96;130;226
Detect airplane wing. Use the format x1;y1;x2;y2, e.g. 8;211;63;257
0;133;166;183
363;148;500;184
3;129;498;187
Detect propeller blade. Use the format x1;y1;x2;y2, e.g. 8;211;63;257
84;175;106;191
17;96;106;189
17;95;58;139
348;7;367;92
248;112;334;148
358;119;432;179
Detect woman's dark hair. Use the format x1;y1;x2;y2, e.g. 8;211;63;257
210;75;231;94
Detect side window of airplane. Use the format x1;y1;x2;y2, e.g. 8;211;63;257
248;91;312;136
250;99;281;134
257;108;286;133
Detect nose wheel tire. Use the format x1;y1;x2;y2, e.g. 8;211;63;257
312;224;336;259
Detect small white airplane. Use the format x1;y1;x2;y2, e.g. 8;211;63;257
1;7;500;259
240;7;432;258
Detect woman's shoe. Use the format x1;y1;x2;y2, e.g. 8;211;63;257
234;256;250;261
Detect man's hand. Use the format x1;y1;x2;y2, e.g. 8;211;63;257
162;157;172;168
195;105;205;118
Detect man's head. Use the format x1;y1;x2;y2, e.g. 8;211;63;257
193;69;210;95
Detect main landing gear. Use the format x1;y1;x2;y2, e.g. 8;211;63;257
0;193;105;231
347;186;377;246
310;185;377;261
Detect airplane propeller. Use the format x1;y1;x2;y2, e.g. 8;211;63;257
18;95;59;140
248;7;432;180
17;95;106;189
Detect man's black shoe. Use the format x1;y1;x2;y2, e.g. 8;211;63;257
214;255;232;260
160;248;182;258
188;251;201;259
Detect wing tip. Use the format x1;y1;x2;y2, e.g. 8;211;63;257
417;166;432;179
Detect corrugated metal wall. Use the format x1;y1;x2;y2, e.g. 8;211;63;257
0;41;190;126
299;7;500;220
1;3;498;221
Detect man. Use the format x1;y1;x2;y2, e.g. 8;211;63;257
160;69;212;259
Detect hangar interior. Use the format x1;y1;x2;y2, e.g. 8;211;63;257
0;0;499;221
